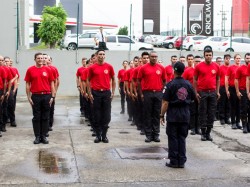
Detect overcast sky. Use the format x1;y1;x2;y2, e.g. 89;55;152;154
82;0;232;35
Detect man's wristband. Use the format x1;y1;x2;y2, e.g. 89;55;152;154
77;86;80;88
160;115;164;118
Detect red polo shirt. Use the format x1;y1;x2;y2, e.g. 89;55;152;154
138;63;166;91
182;67;194;85
24;65;54;93
165;65;174;83
117;69;126;82
219;65;229;87
235;64;247;90
88;62;115;90
194;61;220;91
226;65;240;87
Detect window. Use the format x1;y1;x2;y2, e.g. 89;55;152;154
118;37;131;43
79;34;89;39
107;36;116;43
243;38;250;44
232;38;242;43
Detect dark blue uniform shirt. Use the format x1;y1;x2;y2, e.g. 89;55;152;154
162;77;195;123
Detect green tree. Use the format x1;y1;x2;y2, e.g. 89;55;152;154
117;26;128;35
37;3;67;49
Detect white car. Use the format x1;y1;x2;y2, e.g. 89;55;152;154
94;35;153;51
62;32;97;50
193;36;228;51
217;37;250;52
162;36;178;49
182;35;207;51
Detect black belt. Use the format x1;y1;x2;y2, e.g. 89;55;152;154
32;91;51;95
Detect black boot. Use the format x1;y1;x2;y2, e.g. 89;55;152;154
247;123;250;133
201;128;207;141
102;129;109;143
0;131;2;137
40;136;49;144
33;136;41;144
243;123;248;133
236;122;242;129
1;124;6;132
232;123;237;129
94;132;102;143
206;127;213;141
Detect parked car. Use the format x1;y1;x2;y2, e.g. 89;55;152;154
162;36;178;49
174;36;186;50
193;36;228;51
62;31;98;50
182;35;207;51
94;35;153;51
138;35;145;42
218;37;250;52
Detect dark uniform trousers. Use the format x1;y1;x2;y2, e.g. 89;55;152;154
7;88;16;123
49;99;55;128
92;90;111;137
167;122;189;166
239;90;250;128
198;91;217;129
134;93;144;131
229;86;240;124
31;94;51;137
143;91;162;138
126;95;133;119
0;90;4;130
79;91;84;114
189;99;199;132
119;82;126;112
218;86;230;121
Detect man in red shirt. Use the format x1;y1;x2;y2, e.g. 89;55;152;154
183;54;200;135
235;53;250;133
86;49;116;143
165;55;177;83
132;52;149;135
117;60;128;114
225;54;241;129
124;60;134;122
46;55;60;131
138;51;166;142
0;55;7;137
218;54;231;125
25;52;55;144
76;57;87;117
194;49;220;141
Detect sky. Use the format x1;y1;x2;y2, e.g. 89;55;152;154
82;0;232;36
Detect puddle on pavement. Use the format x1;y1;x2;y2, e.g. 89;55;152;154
11;149;79;183
119;131;130;134
116;146;168;160
38;150;70;174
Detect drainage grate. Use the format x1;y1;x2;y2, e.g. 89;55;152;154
116;146;168;160
119;131;130;134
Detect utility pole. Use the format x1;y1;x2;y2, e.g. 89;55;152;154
218;5;228;36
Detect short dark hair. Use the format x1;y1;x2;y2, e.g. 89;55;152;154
91;54;95;58
216;57;222;61
171;55;177;59
34;52;43;59
96;49;105;54
82;57;87;61
245;53;250;58
141;51;149;57
133;56;139;61
224;54;231;59
194;55;201;58
179;55;185;59
203;49;213;56
186;54;194;59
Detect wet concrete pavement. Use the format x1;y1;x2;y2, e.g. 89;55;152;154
0;96;250;187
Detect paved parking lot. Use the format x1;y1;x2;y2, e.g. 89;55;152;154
0;96;250;187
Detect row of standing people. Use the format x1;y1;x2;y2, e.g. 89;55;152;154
0;55;19;137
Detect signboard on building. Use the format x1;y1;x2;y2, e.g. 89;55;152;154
187;0;213;36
